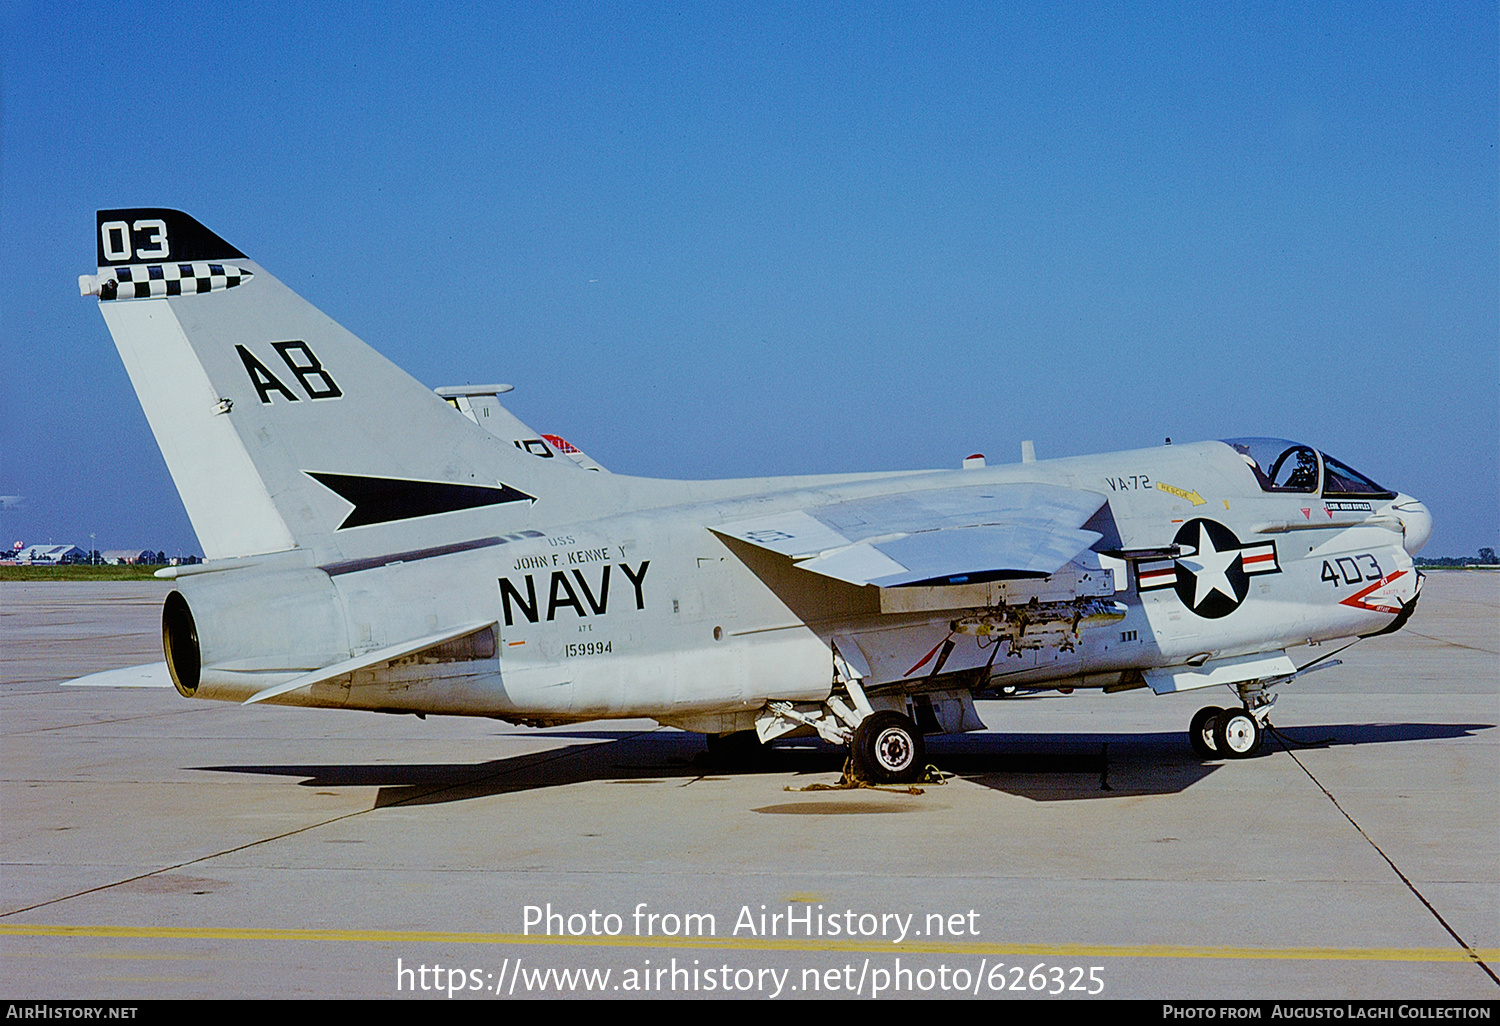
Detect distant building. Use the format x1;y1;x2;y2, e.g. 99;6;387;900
3;543;199;566
101;549;158;565
15;544;85;564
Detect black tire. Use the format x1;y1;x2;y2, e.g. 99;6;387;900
1213;708;1263;758
1189;706;1223;759
851;711;925;784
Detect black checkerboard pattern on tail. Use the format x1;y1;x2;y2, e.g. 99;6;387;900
103;262;253;299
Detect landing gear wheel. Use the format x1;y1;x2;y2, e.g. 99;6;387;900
851;711;925;784
1189;706;1224;758
1213;708;1263;758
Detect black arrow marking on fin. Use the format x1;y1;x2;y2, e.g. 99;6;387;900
306;472;535;530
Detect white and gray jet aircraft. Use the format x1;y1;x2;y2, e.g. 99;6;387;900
75;209;1433;782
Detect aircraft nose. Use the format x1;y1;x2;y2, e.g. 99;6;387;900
1392;494;1432;556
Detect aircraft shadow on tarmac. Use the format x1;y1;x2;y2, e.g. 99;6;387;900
197;720;1491;808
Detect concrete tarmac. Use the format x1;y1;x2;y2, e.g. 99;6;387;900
2;573;1496;1000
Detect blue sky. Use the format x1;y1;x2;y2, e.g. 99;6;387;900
2;2;1495;556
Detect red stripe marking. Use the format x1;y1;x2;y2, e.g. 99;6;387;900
904;637;950;677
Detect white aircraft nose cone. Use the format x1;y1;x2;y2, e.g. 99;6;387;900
1393;494;1432;556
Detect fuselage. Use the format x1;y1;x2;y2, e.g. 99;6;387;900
169;438;1426;725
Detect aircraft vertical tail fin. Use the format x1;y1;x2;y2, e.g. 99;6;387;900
84;209;600;562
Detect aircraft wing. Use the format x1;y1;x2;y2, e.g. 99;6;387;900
712;482;1107;587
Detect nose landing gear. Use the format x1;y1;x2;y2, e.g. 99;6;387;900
1213;707;1264;757
1188;693;1271;759
1189;705;1225;758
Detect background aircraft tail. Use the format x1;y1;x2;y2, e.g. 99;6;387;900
84;209;609;562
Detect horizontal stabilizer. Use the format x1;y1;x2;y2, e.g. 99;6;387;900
714;482;1107;587
61;662;171;688
243;620;496;705
434;385;609;473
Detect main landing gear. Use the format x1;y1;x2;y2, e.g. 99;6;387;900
704;711;928;784
749;660;934;785
1188;703;1267;759
851;711;926;784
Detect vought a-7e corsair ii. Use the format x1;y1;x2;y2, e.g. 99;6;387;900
77;209;1433;783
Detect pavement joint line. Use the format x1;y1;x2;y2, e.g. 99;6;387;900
1273;732;1500;989
0;730;659;920
2;924;1497;963
2;707;215;737
1398;630;1498;656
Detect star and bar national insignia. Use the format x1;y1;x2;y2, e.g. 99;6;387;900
1136;518;1281;618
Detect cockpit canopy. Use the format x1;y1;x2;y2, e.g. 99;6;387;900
1222;438;1395;499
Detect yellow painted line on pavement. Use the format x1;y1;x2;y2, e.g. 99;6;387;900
2;924;1494;964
